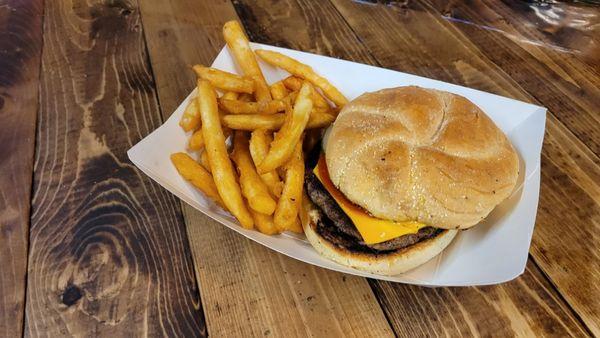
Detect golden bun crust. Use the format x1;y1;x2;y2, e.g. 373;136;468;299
300;197;458;276
325;86;519;229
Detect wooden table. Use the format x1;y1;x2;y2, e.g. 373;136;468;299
1;0;598;336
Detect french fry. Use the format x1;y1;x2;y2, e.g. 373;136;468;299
270;81;289;100
222;114;285;130
309;86;331;110
179;97;201;132
189;128;232;151
289;217;304;234
222;91;240;100
231;131;277;215
222;111;334;131
307;111;335;128
188;130;205;150
219;98;286;115
238;93;253;102
223;21;271;103
282;76;302;91
257;82;313;173
258;99;287;115
282;91;298;107
284;76;330;109
197;79;254;229
251;210;279;235
250;129;283;197
199;150;211;172
193;65;254;94
170;153;226;209
273;142;304;232
256;50;348;107
312;105;330;115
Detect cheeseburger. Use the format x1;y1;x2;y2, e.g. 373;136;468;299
301;86;519;275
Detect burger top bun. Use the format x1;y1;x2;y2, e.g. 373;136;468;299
325;86;519;229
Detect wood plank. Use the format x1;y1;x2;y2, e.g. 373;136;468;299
232;0;594;336
186;214;394;337
426;0;600;157
0;0;44;337
372;261;589;337
24;0;205;336
328;0;599;335
137;0;393;336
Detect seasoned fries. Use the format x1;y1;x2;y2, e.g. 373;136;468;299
197;79;254;229
289;217;303;234
172;20;346;236
179;97;201;132
223;21;271;103
219;98;286;115
270;81;289;100
171;153;226;209
257;82;313;173
309;86;330;110
222;91;239;100
282;76;302;91
222;111;334;131
256;50;348;107
284;76;329;110
232;131;277;215
251;210;279;235
193;65;254;94
190;129;232;151
250;130;283;197
274;142;304;232
199;150;211;172
188;130;205;150
219;99;257;114
222;114;285;130
307;112;335;128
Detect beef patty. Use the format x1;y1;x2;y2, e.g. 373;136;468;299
305;170;441;253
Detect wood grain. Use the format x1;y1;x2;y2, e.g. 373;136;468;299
232;0;594;336
24;0;205;336
186;215;394;337
0;1;44;337
138;0;394;336
328;0;599;335
427;0;600;157
372;261;589;337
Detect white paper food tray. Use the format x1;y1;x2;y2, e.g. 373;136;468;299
128;43;546;286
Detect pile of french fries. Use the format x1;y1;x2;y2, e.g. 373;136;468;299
171;20;347;235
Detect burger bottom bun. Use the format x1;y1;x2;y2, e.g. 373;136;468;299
301;198;458;276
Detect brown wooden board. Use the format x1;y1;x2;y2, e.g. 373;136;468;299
232;0;594;336
328;0;599;335
137;0;394;336
0;0;44;337
24;0;205;336
372;260;589;337
426;0;600;158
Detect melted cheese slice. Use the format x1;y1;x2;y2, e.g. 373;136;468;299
313;156;425;244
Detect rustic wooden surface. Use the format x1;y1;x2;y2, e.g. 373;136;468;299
23;0;204;336
0;0;598;337
0;1;44;337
